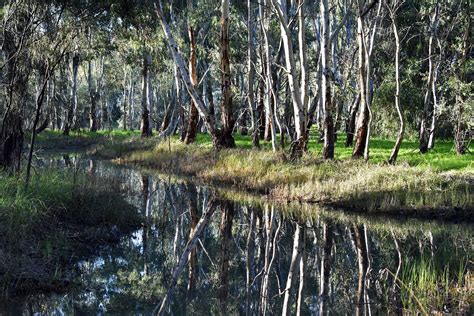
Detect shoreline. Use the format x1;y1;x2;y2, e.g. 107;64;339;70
87;136;473;219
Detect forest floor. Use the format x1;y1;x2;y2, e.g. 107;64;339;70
68;129;473;219
0;168;141;297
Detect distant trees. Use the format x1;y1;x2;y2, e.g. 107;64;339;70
1;0;471;174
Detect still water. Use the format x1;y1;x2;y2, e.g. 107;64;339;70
1;155;473;315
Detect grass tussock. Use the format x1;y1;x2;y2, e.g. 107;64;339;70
0;169;140;296
95;136;474;217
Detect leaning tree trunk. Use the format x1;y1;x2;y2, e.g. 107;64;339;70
140;49;152;137
218;0;236;148
387;9;404;164
271;0;308;159
156;1;222;149
184;10;199;144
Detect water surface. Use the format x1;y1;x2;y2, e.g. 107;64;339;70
1;155;472;315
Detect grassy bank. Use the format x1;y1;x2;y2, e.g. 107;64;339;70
89;133;473;218
34;129;142;151
0;169;141;297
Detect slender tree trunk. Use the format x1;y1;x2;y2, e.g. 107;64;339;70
261;0;277;151
218;0;236;148
141;49;152;137
122;68;128;131
454;0;471;154
419;3;439;153
271;0;307;159
64;52;78;135
345;94;360;147
321;0;335;159
248;0;259;149
387;9;404;164
26;71;49;186
88;59;98;132
352;11;369;159
184;11;199;144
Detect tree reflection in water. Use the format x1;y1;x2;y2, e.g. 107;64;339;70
1;158;472;315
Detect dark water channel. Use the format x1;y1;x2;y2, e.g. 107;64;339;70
1;154;472;315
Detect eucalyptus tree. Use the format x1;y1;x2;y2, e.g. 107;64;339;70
419;1;440;153
386;0;405;164
271;0;310;159
1;0;33;172
352;0;383;160
156;0;240;149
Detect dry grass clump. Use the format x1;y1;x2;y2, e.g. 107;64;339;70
98;138;473;214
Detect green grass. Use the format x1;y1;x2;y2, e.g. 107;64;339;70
187;132;473;171
34;129;141;150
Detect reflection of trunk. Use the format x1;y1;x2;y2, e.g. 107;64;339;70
352;224;368;316
184;21;199;144
296;243;305;316
187;184;199;294
141;175;151;276
219;201;234;315
245;208;256;316
260;205;281;315
319;222;333;315
282;222;304;316
156;198;218;315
